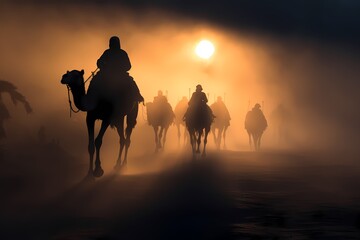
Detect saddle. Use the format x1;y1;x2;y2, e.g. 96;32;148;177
88;72;136;103
186;103;214;127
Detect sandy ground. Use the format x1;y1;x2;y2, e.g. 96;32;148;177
1;142;360;239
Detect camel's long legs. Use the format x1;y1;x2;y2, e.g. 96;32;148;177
93;120;109;177
258;134;262;151
123;103;137;166
211;128;217;146
162;126;169;150
188;129;196;155
159;126;164;148
202;128;209;157
115;118;125;168
123;122;133;166
223;126;228;149
217;127;224;150
86;115;95;176
153;126;159;152
176;123;181;147
247;130;252;149
196;130;202;153
183;125;188;146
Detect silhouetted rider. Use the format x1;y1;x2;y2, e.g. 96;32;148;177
153;90;168;105
252;103;266;119
211;96;231;126
183;84;214;120
245;103;268;131
97;36;131;77
188;84;208;106
97;36;144;102
153;90;173;116
148;90;174;126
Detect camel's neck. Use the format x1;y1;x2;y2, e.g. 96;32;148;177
68;81;90;111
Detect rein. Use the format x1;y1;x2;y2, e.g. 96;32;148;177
66;84;80;117
84;68;98;84
66;68;98;117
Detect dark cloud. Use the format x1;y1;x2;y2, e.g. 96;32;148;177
6;0;360;47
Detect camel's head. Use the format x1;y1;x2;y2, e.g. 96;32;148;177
60;69;84;86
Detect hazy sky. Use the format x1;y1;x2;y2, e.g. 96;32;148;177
1;1;360;155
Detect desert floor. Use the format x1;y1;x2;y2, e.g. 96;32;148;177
1;142;360;239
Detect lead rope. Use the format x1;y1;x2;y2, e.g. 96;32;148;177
67;84;80;117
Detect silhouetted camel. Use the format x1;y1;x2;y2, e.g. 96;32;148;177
61;70;139;178
146;100;174;153
245;104;268;151
0;80;32;138
185;104;214;157
210;97;231;150
174;97;188;147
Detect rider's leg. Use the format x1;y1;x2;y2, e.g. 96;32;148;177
131;80;144;102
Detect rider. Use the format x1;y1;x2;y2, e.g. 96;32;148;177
97;36;144;102
245;103;267;130
211;96;231;126
183;84;214;121
189;84;208;106
148;90;174;125
153;90;168;105
252;103;265;116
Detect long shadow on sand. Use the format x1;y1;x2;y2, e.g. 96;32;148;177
1;155;235;240
2;150;360;239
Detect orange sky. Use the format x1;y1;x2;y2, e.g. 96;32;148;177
1;4;360;161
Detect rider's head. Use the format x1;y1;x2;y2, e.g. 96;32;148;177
196;84;203;92
158;90;163;96
217;96;223;102
109;36;121;50
254;103;261;109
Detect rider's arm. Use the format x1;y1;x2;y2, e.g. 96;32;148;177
188;93;196;105
121;50;131;72
202;92;208;103
97;50;108;69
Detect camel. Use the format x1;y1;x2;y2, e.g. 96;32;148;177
146;100;174;153
210;97;231;150
60;70;139;178
174;97;188;147
245;104;268;151
185;104;214;157
211;120;230;150
0;80;32;139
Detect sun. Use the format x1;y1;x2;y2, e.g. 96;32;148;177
195;40;215;59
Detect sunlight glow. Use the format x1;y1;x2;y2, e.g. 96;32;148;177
195;40;215;59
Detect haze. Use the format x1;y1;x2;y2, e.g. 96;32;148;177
1;3;359;163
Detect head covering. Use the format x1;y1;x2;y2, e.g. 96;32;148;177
254;103;261;109
158;90;163;96
196;84;203;91
109;36;121;49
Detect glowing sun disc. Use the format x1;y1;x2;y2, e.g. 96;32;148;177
195;40;215;59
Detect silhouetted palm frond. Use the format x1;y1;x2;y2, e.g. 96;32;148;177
0;80;33;114
0;80;17;92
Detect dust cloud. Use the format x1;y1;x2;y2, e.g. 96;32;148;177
2;4;360;239
0;2;359;165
